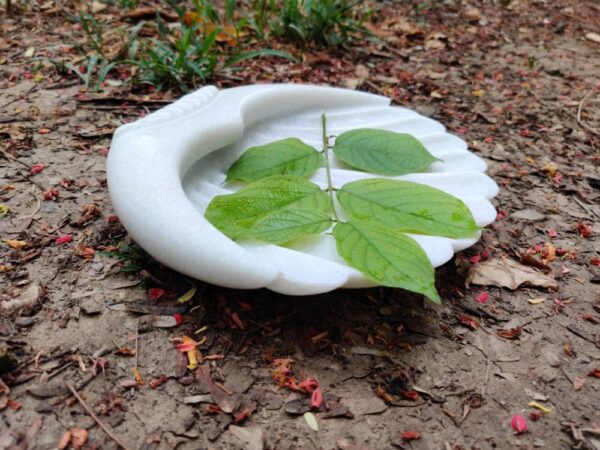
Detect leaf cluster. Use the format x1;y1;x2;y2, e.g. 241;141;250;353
205;123;480;303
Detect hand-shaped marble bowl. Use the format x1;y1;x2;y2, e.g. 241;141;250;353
107;85;498;295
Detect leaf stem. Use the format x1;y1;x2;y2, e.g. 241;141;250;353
321;113;339;222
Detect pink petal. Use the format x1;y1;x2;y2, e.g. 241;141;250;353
469;254;481;264
310;387;323;409
475;292;489;304
55;234;73;245
30;163;45;174
511;415;528;434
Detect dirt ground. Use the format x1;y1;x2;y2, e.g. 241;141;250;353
1;1;600;449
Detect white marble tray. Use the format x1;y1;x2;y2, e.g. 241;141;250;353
107;85;498;295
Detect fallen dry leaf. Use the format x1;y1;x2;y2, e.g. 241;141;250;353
4;239;28;249
466;257;558;290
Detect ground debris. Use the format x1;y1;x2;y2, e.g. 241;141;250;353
467;258;559;290
1;283;45;315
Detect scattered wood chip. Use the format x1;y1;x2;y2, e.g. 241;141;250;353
183;394;214;404
585;32;600;44
573;376;586;391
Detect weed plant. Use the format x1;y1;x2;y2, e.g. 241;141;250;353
54;0;371;91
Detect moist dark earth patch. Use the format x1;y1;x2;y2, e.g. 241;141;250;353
1;1;599;449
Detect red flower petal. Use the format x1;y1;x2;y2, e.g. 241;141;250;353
55;235;73;245
575;223;593;238
299;377;319;393
547;228;558;238
511;415;528;434
30;163;45;174
401;431;421;441
173;313;184;325
148;288;165;301
310;387;323;409
175;342;196;352
469;254;481;264
475;292;489;304
43;188;59;201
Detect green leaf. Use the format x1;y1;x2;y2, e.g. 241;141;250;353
227;138;322;182
177;287;196;303
333;221;440;303
246;210;332;244
224;49;298;66
303;412;319;432
205;176;331;240
333;128;438;175
337;179;479;239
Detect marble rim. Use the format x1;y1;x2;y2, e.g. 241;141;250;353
107;84;499;295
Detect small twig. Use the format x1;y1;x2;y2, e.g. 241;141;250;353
0;85;36;111
65;382;133;450
0;149;31;169
481;351;492;397
134;320;139;371
576;86;600;137
214;382;233;395
572;196;600;220
581;427;600;436
46;361;74;380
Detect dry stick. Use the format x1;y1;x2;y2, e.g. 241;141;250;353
134;320;139;371
576;86;600;137
65;382;133;450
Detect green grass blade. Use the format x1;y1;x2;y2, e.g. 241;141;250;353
224;49;298;66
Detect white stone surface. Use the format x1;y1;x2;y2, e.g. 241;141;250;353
107;84;499;295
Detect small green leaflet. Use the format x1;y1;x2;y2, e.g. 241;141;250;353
333;220;440;303
333;128;438;175
226;138;322;182
204;176;331;240
337;179;479;239
177;287;196;303
303;412;319;432
245;210;332;244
